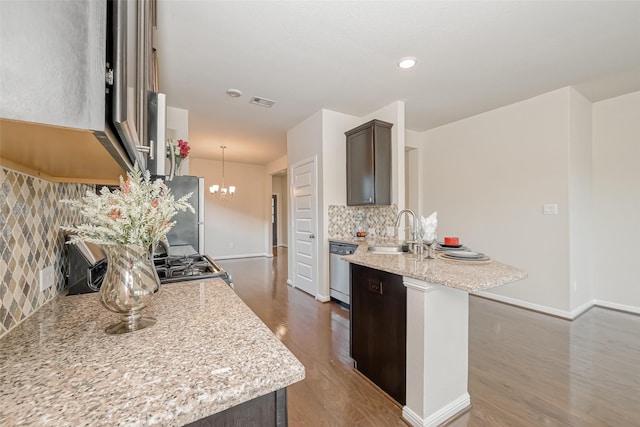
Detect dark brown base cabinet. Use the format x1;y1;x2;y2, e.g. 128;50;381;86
186;388;288;427
350;264;407;405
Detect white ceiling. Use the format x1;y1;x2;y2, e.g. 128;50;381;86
157;1;640;165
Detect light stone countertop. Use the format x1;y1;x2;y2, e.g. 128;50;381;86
0;279;305;426
343;241;527;292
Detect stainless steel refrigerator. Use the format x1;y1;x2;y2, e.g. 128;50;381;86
153;175;205;254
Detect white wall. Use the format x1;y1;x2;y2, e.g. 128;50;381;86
319;109;360;298
422;88;573;314
405;129;422;215
568;88;593;314
272;175;288;246
166;107;190;173
191;158;268;259
592;91;640;313
266;155;288;251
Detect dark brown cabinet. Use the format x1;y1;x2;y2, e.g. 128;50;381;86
345;119;393;206
350;263;406;404
186;388;288;427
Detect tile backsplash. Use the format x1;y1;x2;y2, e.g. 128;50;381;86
0;167;89;337
328;204;398;239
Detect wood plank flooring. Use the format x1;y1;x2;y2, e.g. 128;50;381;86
219;248;640;427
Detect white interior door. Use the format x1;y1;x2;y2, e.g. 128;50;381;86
291;159;317;297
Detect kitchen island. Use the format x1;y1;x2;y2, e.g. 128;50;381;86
344;242;527;427
0;278;305;426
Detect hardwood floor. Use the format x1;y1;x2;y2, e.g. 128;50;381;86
219;249;640;427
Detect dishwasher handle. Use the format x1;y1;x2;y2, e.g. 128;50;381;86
330;242;357;255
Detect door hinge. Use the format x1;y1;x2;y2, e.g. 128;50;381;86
105;68;114;86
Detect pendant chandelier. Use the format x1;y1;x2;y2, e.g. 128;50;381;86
209;145;236;199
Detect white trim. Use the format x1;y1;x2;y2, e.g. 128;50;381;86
286;279;293;286
401;407;423;427
594;299;640;315
403;277;438;293
570;300;595;318
316;294;330;303
473;293;640;320
402;393;470;427
472;291;574;319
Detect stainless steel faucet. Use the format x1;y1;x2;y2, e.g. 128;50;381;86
395;209;417;243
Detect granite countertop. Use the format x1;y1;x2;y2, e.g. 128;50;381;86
0;279;305;426
343;241;527;292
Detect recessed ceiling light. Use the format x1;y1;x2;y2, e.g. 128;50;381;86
226;88;242;97
398;57;417;69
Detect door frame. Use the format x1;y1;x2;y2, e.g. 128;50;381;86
272;194;278;247
288;156;318;298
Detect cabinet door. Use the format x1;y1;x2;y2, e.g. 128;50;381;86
350;264;406;404
346;126;375;206
0;0;106;130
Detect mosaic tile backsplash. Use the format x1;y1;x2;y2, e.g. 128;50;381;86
0;167;89;337
328;204;398;239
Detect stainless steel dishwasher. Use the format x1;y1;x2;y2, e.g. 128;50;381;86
329;241;358;306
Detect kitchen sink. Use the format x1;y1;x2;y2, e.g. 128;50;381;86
368;244;404;254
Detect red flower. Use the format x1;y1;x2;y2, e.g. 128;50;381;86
109;209;122;220
177;139;190;159
121;179;131;193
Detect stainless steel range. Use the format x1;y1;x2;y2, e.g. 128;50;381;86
66;175;233;294
154;253;232;286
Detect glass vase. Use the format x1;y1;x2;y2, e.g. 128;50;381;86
99;244;160;335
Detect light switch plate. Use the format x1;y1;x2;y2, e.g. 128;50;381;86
543;204;558;215
386;226;395;236
39;265;54;292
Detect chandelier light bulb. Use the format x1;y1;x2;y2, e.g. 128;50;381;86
209;145;236;200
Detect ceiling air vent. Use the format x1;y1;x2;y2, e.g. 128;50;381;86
250;96;276;108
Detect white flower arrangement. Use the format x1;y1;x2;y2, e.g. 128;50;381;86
63;167;194;249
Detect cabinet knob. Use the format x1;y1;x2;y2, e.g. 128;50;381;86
368;280;383;294
309;234;315;239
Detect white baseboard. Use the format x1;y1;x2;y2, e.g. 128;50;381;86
593;299;640;315
570;300;595;319
473;292;640;320
316;294;330;303
403;393;470;427
472;291;574;319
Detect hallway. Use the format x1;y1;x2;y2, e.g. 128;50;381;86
219;248;640;427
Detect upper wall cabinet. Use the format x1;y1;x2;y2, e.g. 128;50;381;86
0;0;157;184
0;0;106;131
345;119;393;206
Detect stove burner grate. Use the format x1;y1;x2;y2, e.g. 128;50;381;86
153;253;227;284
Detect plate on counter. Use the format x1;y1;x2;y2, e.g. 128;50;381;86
439;251;491;262
436;243;469;251
443;250;483;258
